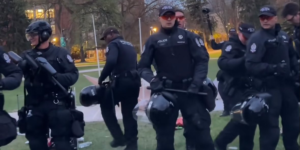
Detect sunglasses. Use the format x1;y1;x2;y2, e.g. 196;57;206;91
176;16;185;21
160;15;176;21
259;16;274;21
286;13;299;22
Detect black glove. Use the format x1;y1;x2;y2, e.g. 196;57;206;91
150;78;164;93
187;83;199;95
272;62;289;77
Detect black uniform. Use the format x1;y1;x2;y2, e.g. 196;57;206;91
0;47;23;90
245;24;299;150
98;36;140;149
23;44;79;150
138;25;214;150
215;34;256;150
293;26;300;57
211;40;225;50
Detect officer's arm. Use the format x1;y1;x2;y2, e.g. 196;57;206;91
218;44;245;71
188;33;209;87
245;36;273;76
138;38;154;83
55;50;79;87
0;49;23;90
99;43;118;83
211;40;224;50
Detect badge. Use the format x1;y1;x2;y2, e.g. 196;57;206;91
225;45;232;52
3;53;11;63
67;55;73;63
199;39;204;46
282;35;286;39
178;35;183;39
250;43;256;53
195;38;201;47
105;47;109;53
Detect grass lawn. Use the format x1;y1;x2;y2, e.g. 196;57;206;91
3;59;219;113
2;113;288;150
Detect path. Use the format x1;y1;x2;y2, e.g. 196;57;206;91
10;68;224;122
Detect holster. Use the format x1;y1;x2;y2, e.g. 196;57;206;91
70;109;85;138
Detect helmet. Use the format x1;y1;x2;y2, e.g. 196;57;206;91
231;92;271;125
203;78;218;100
79;85;106;107
25;20;52;43
145;92;176;125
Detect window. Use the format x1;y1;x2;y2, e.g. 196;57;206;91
46;9;55;18
25;10;34;19
36;9;44;19
51;25;55;34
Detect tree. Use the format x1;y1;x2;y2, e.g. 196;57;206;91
0;0;31;53
236;0;270;28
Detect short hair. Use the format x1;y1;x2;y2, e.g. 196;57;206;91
281;2;299;18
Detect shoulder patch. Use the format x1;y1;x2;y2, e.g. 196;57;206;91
199;39;204;46
250;43;256;53
3;53;11;63
225;45;232;52
195;38;201;47
66;55;73;63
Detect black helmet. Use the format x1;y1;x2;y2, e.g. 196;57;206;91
145;92;176;125
25;20;52;43
203;78;218;100
231;92;271;125
79;85;106;107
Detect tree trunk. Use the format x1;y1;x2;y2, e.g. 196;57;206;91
80;45;85;62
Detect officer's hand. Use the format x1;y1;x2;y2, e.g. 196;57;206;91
187;83;199;95
150;78;164;93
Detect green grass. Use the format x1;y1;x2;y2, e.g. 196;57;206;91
1;113;289;150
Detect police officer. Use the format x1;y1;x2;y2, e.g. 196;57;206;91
245;6;299;150
99;27;140;150
22;20;79;150
138;5;214;150
175;9;187;29
282;2;300;57
210;28;237;50
214;23;256;150
0;47;23;91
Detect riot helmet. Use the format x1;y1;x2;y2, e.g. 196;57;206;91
25;20;52;44
231;92;271;125
80;85;106;107
145;91;176;125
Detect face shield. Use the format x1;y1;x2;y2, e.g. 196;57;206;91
25;32;39;41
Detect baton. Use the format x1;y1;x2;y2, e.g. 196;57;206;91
146;86;207;95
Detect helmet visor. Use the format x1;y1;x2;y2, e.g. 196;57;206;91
25;32;39;41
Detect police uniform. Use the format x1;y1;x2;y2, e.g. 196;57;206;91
293;26;300;57
99;27;140;150
0;47;23;90
22;21;80;150
211;28;236;50
245;6;299;150
214;23;256;150
138;5;214;150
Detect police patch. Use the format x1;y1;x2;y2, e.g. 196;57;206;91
106;47;109;53
178;35;183;39
195;38;201;47
3;53;11;63
225;45;232;52
67;55;73;63
199;39;204;46
250;43;256;53
282;35;286;39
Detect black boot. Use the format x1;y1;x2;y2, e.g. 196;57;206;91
110;139;126;148
220;111;230;117
124;138;138;150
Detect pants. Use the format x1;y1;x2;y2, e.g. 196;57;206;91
100;76;140;144
218;81;231;112
25;100;74;150
153;92;215;150
258;83;299;150
215;88;256;150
